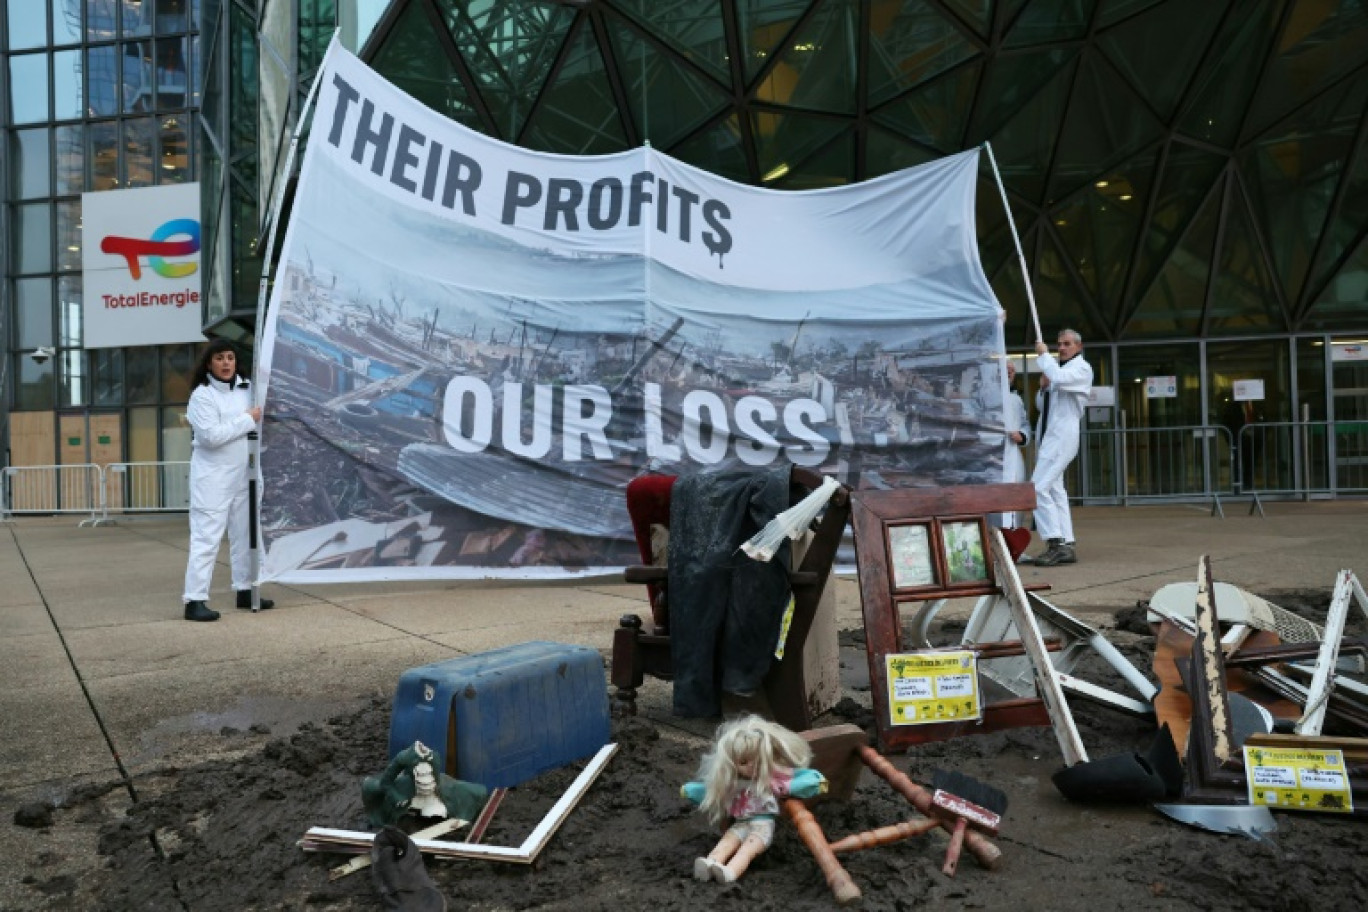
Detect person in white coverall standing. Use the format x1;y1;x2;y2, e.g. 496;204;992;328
998;360;1032;528
182;339;274;621
1023;329;1092;567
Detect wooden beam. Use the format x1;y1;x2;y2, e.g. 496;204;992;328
988;528;1088;766
1295;570;1355;736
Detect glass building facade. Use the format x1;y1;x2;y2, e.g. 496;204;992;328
3;0;201;467
5;0;1367;497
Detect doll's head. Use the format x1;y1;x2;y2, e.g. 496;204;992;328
694;715;812;828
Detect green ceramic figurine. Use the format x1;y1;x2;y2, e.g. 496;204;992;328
362;741;488;827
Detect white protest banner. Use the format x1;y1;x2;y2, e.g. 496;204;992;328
81;183;205;348
256;42;1006;581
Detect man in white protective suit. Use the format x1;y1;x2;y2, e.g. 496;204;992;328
1023;329;1093;567
182;339;274;621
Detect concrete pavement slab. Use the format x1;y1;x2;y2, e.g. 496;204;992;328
62;606;416;679
85;635;461;778
0;679;116;789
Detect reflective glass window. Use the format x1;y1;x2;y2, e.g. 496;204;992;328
161;344;196;402
126;347;158;404
89;120;119;190
55;125;86;194
7;1;48;49
53;49;84;120
56;201;83;272
58;276;83;348
611;0;729;80
161;405;193;461
9;54;50;124
18;358;57;411
605;17;729;150
346;0;391;53
522;23;628;155
190;32;200;103
11;129;52;200
1117;343;1202;427
87;45;120;116
155;36;190;108
93;349;126;406
16;278;56;349
370;0;480;128
159;115;192;183
300;0;334;71
736;0;811;83
128;406;158;462
754;0;859;116
15;203;54;274
125;116;156;187
439;0;576;140
87;0;118;40
1296;338;1328;422
53;0;84;46
122;0;152;36
124;40;155;112
866;0;978;106
60;350;88;408
155;0;190;34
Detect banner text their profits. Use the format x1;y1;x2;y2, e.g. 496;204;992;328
326;74;733;263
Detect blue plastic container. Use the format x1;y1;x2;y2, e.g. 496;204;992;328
388;641;611;789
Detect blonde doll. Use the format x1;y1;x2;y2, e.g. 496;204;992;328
681;715;827;883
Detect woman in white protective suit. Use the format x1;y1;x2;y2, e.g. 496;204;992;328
998;360;1032;528
181;339;274;621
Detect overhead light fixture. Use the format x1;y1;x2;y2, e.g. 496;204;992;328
1095;180;1109;188
1119;194;1132;201
762;163;789;183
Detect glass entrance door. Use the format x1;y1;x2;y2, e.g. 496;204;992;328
1331;342;1368;492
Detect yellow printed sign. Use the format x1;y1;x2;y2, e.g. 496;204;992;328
1243;746;1354;814
885;650;980;727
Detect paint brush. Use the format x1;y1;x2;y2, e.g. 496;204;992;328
930;769;1008;877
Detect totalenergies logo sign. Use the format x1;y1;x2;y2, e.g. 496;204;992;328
100;218;201;279
81;183;206;349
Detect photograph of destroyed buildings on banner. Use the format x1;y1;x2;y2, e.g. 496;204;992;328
261;259;1004;575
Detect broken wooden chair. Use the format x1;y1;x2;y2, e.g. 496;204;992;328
782;724;1004;905
609;467;850;732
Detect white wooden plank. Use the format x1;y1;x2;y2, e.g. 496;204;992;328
1295;570;1354;736
987;528;1088;766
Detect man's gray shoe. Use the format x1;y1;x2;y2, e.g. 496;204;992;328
1052;543;1077;565
1026;538;1064;567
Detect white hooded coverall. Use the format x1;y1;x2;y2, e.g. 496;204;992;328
1032;351;1093;544
182;374;257;603
999;388;1032;527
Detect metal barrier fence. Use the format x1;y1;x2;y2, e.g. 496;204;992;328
1;462;190;525
2;464;110;526
1236;420;1368;499
1073;424;1237;513
106;462;192;513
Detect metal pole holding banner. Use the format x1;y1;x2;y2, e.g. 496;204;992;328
245;32;338;611
982;142;1044;346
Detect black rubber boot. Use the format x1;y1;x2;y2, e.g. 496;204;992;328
184;600;220;622
371;825;446;911
236;590;275;610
